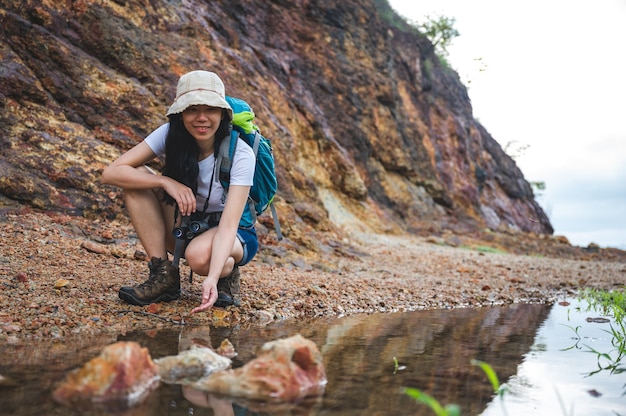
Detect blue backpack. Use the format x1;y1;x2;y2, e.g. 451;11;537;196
216;96;283;240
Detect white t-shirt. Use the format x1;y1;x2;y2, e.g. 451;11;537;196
144;123;255;212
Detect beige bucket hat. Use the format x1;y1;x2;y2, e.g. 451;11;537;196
166;70;233;118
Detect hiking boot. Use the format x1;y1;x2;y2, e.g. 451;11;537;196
214;266;241;308
118;257;180;306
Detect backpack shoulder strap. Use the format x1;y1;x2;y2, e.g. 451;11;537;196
216;128;239;187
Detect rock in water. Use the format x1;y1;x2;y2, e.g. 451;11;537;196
216;338;238;358
195;334;327;402
154;344;232;384
52;341;160;409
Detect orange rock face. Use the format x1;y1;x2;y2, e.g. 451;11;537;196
196;334;327;402
0;0;553;240
52;341;160;409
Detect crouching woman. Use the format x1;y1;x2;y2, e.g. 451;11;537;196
101;70;257;313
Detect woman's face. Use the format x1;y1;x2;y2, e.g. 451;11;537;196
182;105;223;142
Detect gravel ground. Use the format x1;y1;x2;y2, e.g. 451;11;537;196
1;210;625;342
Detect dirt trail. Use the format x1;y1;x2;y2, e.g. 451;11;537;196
1;211;624;341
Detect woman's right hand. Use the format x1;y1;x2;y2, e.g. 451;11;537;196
162;177;196;216
191;276;219;314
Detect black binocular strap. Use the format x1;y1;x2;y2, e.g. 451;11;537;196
171;160;216;283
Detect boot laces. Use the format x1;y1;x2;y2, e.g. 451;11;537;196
136;258;167;288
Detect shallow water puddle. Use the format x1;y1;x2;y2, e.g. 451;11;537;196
481;298;625;416
0;299;623;415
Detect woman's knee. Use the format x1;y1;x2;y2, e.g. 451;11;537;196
221;257;235;277
185;244;210;273
123;189;168;228
186;251;235;277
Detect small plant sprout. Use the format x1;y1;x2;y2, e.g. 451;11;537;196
567;288;626;379
404;361;506;415
471;360;499;391
393;356;406;374
404;388;461;416
560;324;583;351
471;360;509;416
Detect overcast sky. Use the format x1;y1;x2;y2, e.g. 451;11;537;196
389;0;626;249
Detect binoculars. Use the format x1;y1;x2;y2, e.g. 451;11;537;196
172;219;210;241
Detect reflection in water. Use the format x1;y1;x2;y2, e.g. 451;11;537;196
481;298;626;416
0;303;553;415
313;303;551;415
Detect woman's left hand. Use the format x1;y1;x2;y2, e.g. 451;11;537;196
191;277;218;313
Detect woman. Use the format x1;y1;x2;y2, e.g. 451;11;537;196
102;70;257;313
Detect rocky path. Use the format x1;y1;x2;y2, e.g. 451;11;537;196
1;211;624;342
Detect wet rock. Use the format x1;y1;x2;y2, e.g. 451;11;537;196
586;317;611;324
216;339;237;358
194;334;327;402
52;341;159;409
0;373;17;387
154;345;232;384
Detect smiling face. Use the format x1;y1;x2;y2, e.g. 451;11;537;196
182;105;223;143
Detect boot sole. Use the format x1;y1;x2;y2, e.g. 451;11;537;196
118;289;180;306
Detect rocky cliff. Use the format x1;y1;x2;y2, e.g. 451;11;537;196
0;0;552;246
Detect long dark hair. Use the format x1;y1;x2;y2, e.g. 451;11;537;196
161;109;232;205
